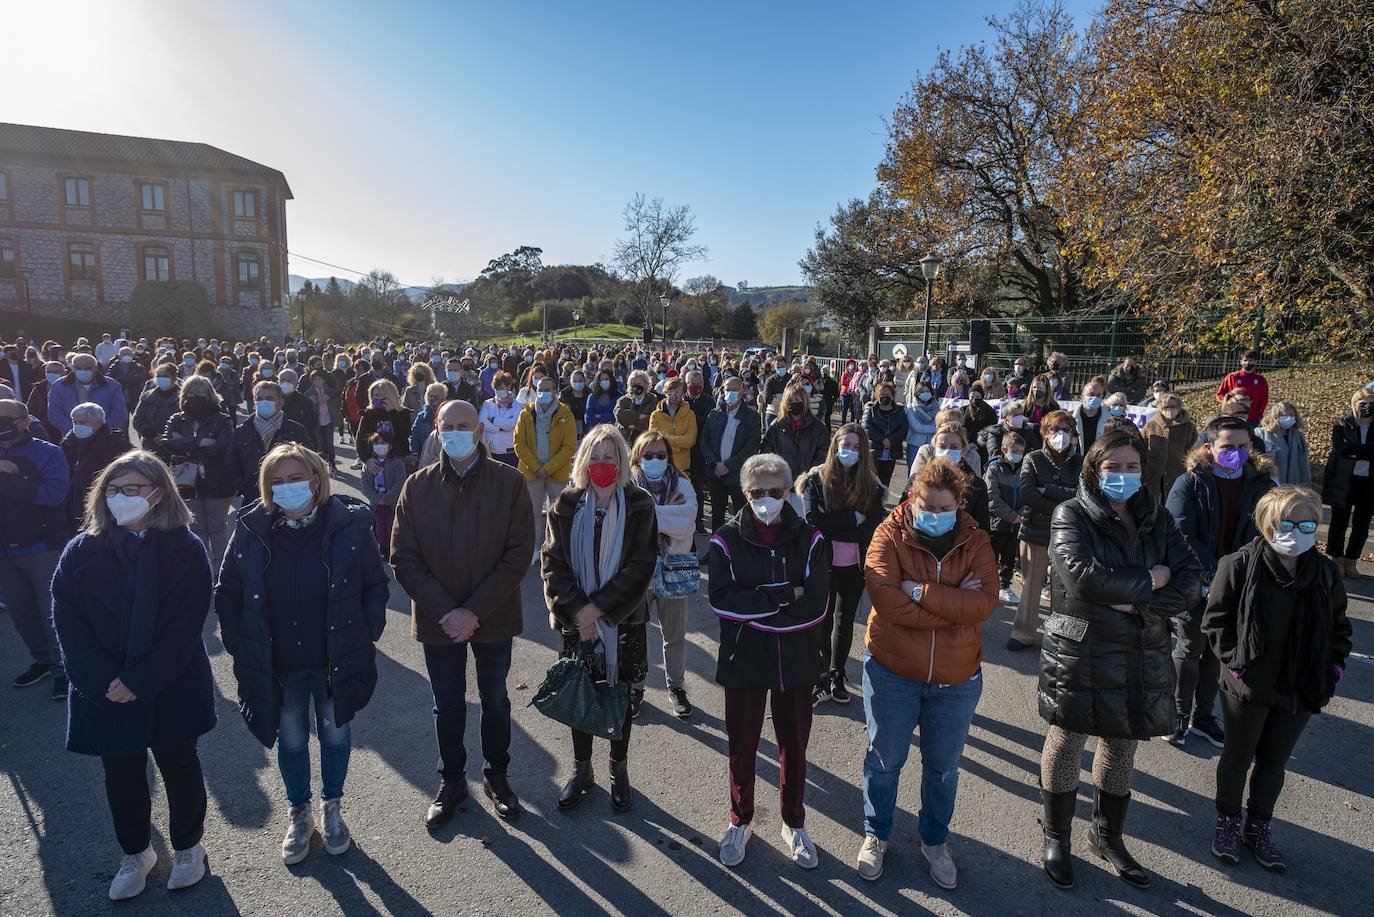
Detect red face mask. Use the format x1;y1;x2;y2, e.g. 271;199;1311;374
688;385;703;397
588;462;618;488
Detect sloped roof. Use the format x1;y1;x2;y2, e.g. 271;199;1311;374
0;123;292;198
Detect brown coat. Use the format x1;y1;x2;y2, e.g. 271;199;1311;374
1142;412;1197;501
390;447;535;645
864;504;1000;684
542;485;658;630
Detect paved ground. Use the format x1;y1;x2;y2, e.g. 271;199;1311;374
2;441;1372;917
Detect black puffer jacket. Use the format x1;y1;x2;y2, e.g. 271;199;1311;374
1018;448;1083;546
1039;481;1202;739
1165;459;1274;580
762;414;829;479
708;503;830;692
861;401;909;461
1321;414;1374;507
163;409;236;499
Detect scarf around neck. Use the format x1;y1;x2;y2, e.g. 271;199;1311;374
571;488;626;684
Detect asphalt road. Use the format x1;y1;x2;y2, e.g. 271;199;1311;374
2;445;1372;917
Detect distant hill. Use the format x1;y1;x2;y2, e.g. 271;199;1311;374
722;285;816;310
288;275;474;303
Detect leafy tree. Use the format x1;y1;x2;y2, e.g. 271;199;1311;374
728;302;759;340
757;302;806;347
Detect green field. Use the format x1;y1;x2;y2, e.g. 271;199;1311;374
490;323;649;346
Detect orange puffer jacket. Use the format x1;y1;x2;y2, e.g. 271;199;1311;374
864;504;1000;685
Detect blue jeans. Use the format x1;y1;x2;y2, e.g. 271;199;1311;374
862;654;982;844
276;669;352;807
423;639;513;780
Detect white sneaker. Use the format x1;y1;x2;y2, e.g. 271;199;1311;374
718;823;752;867
109;846;156;901
322;797;352;855
781;824;819;869
167;843;206;890
282;802;316;865
922;841;958;890
999;587;1020;605
856;835;887;881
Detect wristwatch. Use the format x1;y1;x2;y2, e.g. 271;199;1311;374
910;583;924;604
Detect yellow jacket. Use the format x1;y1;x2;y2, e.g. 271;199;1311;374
514;401;577;482
648;400;698;472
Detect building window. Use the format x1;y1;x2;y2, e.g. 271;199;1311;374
68;242;96;280
0;241;15;279
236;253;260;287
140;183;165;212
233;190;256;219
0;173;8;203
143;247;170;282
64;177;91;207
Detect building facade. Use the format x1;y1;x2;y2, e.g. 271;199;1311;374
0;122;292;338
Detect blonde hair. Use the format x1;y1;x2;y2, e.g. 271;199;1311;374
368;379;401;411
934;408;962;427
932;422;968;449
571;424;632;489
1103;392;1128;410
1351;387;1374;415
1260;400;1301;433
83;450;194;535
1253;485;1321;541
424;381;449;405
408;362;436;389
257;443;331;513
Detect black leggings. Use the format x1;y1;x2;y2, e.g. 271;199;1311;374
316;423;336;464
824;564;866;678
1328;474;1374;560
573;706;633;763
875;459;896;489
989;526;1019;587
1173;608;1220;720
102;741;207;855
1215;692;1311;820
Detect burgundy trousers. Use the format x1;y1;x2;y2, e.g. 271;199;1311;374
725;685;813;829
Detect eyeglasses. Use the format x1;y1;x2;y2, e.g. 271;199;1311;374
745;487;789;500
641;451;669;461
1275;520;1318;535
104;483;152;498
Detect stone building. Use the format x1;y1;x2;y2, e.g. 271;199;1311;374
0;122;292;338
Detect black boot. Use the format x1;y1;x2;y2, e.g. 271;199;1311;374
1040;789;1076;889
609;758;633;812
1087;788;1150;888
558;760;594;810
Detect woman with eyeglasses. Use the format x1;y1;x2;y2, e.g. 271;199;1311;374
708;453;830;870
51;451;215;899
1202;486;1350;871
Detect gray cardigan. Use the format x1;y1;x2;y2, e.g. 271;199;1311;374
1257;426;1312;487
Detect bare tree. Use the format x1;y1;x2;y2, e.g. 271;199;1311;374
612;194;708;325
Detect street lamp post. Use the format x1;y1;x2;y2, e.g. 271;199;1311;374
919;251;943;362
659;294;670;348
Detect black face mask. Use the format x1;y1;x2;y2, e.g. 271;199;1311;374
879;396;893;407
787;402;804;416
632;386;645;397
0;419;20;442
185;395;212;417
1359;403;1373;418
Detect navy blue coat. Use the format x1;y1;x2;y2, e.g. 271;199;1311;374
51;525;216;757
214;495;389;747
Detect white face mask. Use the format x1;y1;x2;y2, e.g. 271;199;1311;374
749;496;783;525
107;493;152;527
1269;530;1315;557
1049;431;1071;452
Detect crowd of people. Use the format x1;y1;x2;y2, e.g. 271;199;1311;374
0;330;1365;901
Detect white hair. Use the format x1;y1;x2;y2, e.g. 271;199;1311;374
71;402;106;424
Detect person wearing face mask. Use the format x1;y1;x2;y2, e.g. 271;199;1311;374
925;356;949;399
403;362;438;413
583;369;620;430
3;342;36;398
1166;416;1276;748
1202;486;1351;871
161;377;236;567
1037;429;1201;891
1011;410;1082;649
978;367;1007;401
304;369;340;471
979;399;1037;466
410;381;446;465
216;443;387;866
58;400;131;532
542;427;658;811
648;378;699;477
359;432;406;560
25;360;67;429
1006;359;1033;400
133;363;182;453
840;360;862;424
561;370;591;436
516;375;578;557
1141;379;1172;408
707;453;830;869
1255;401;1310;487
614;370;660;445
858;459;999;887
759;358;792;417
0;398;72;699
1071;377;1108;456
904;383;939;477
700;376;762;531
51;451;215;898
910;412;984;479
276;368;320;449
763;380;830;482
48;353;129;438
465;371;514;468
627;431;697;719
1106;356;1148;405
861;381;908;492
985;432;1028;604
109;346;148;410
1046;353;1073;401
357;379;414;476
1322;388;1374;579
227;382;310;502
1215;350;1268;426
1141;394;1197;501
1021;373;1061;431
680;369;714;531
798;424;883;707
392;399;533;826
961;383;998;444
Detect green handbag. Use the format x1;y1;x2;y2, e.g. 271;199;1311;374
529;641;631;740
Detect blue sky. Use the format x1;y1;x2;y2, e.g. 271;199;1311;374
4;0;1098;289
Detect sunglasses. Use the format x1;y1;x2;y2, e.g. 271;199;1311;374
745;487;789;500
1275;520;1318;535
641;451;668;461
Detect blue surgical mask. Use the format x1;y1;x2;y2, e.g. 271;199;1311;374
155;376;173;391
271;480;314;514
46;372;64;385
255;400;278;418
280;382;296;395
537;391;555;406
933;447;960;461
1279;415;1296;429
1099;471;1142;502
836;448;860;467
913;509;958;537
641;457;668;480
1108;405;1125;417
1083;395;1101;410
441;429;476;461
260;367;274;378
572;381;585;393
599;379;612;391
72;424;95;440
918;392;933;403
724;390;741;405
74;369;94;384
776;367;787;377
446;371;460;383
